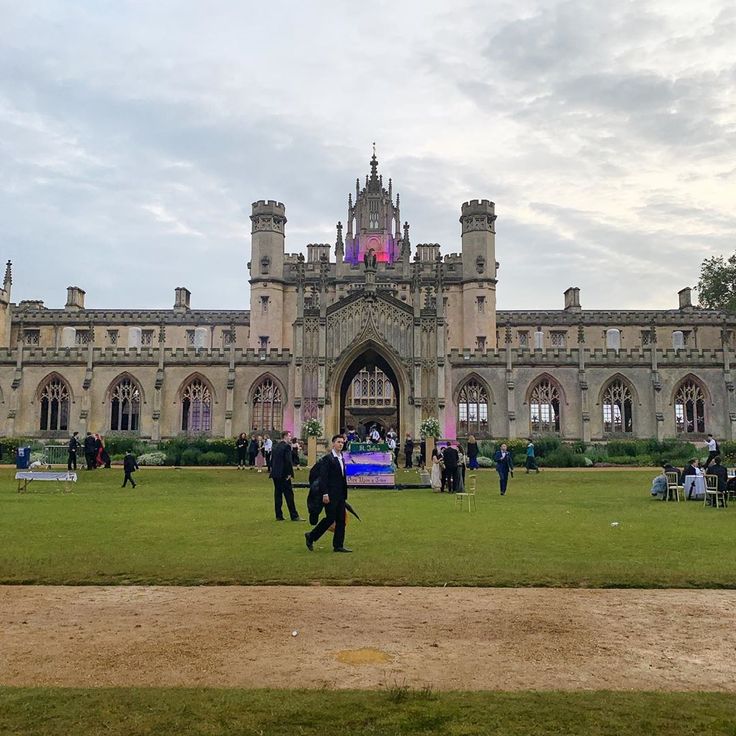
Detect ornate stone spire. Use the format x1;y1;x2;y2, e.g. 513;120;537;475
367;143;380;192
3;260;12;288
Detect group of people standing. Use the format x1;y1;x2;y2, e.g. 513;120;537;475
67;431;110;471
235;433;284;472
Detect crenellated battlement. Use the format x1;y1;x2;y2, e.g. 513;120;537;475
251;199;286;214
461;199;495;213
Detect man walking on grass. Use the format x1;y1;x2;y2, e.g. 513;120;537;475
122;451;139;488
305;434;352;553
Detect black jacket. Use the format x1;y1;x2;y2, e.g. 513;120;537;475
270;440;293;480
83;435;96;453
123;454;138;473
319;452;348;501
709;464;728;491
443;446;459;469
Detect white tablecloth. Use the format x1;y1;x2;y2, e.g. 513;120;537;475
683;475;705;500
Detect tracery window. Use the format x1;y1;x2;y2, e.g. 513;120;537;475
602;379;633;434
529;378;561;434
39;376;70;431
110;376;141;431
349;368;395;407
251;377;283;431
181;377;212;433
457;379;489;437
674;379;706;434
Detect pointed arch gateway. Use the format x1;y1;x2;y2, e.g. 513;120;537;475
328;339;410;438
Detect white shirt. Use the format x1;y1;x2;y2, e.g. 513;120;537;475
707;438;717;452
331;449;345;476
264;438;273;452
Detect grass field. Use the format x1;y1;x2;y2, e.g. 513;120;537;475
1;466;734;587
2;688;736;736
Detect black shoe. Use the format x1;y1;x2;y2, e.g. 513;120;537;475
333;547;352;553
275;517;285;521
291;517;305;522
305;533;313;551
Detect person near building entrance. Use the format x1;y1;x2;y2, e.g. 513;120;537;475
305;434;351;552
442;442;459;492
404;433;414;468
466;435;479;470
704;434;719;470
494;443;514;495
369;425;381;444
270;430;301;521
121;451;139;488
67;431;79;470
247;434;258;467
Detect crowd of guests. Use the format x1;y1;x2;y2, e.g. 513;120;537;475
650;453;734;505
236;432;302;473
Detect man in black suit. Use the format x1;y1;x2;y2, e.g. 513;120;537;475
442;443;459;492
83;432;97;470
708;456;729;507
67;431;79;471
305;434;352;552
270;430;301;521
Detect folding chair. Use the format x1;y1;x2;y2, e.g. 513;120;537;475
704;474;727;509
664;472;681;502
455;474;477;511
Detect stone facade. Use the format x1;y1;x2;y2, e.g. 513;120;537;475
1;154;735;443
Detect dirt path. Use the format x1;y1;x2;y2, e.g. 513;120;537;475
1;586;734;691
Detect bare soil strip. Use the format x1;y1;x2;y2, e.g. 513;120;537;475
1;586;734;691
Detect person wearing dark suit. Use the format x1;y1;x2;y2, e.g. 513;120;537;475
83;432;97;470
442;444;459;492
67;432;79;470
493;443;514;495
305;434;351;552
708;456;728;507
270;430;301;521
121;451;139;488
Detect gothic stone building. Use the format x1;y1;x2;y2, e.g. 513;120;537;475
1;153;735;444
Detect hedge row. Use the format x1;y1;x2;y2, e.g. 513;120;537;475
0;435;725;468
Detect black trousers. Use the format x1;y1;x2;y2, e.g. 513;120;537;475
704;451;718;469
67;451;77;470
122;471;136;487
273;477;299;520
308;496;346;549
443;466;457;492
405;451;413;468
85;452;96;470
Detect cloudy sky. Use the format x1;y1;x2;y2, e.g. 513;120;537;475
1;0;734;311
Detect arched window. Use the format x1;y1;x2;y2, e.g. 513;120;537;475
674;379;706;434
457;379;489;437
529;378;561;433
110;376;141;431
181;377;212;433
251;377;283;432
602;379;633;434
39;376;70;431
349;368;395;407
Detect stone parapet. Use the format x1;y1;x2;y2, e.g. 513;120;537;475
11;309;251;325
497;309;728;325
0;346;292;366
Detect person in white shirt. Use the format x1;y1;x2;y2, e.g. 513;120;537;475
704;434;719;470
263;434;273;472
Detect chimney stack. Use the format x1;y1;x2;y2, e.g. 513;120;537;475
65;286;85;311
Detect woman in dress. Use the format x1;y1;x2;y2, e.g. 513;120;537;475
255;435;266;472
430;448;443;492
467;434;479;470
455;446;466;492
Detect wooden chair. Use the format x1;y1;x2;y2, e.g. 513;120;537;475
455;474;477;511
704;474;727;509
664;471;681;502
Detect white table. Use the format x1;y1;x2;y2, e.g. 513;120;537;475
683;475;705;500
15;471;77;493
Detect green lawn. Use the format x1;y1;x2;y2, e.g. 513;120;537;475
1;466;734;587
1;688;736;736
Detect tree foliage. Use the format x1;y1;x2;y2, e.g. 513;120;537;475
696;254;736;311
